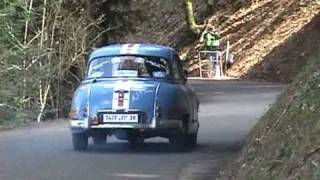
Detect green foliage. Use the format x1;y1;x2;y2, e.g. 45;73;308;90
0;105;30;128
314;161;320;180
0;0;30;122
0;0;140;125
0;0;26;49
0;0;101;124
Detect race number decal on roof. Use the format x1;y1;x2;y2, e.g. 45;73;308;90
120;44;140;54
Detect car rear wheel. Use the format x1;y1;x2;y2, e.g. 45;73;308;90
93;133;107;146
186;133;197;148
72;133;88;151
169;132;186;152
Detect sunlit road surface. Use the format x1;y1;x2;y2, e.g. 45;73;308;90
0;80;285;180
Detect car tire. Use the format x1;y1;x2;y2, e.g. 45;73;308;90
169;132;186;152
186;133;197;148
93;133;107;146
72;133;88;151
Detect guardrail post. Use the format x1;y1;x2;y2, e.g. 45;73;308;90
198;51;202;78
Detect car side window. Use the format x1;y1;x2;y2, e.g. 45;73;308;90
173;54;187;80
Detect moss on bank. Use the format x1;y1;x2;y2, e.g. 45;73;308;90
222;53;320;180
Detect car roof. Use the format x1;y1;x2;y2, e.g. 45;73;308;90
89;44;174;62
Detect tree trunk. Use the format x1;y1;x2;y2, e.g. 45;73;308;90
208;0;214;6
184;0;199;34
37;0;48;123
22;0;34;108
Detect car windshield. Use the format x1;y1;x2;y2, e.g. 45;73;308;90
87;56;170;79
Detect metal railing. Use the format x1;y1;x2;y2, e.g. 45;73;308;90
197;41;232;78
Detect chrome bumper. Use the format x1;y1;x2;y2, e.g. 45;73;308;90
70;119;183;130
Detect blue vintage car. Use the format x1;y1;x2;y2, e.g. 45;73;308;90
69;44;200;151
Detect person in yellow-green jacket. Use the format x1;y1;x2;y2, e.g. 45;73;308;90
200;27;220;62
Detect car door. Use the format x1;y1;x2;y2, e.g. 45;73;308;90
172;54;198;128
174;54;199;132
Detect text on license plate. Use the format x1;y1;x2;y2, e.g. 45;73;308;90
103;114;138;123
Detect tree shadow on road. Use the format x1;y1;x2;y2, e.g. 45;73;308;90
85;142;193;154
81;139;245;155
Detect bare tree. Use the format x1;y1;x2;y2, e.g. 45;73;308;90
185;0;200;34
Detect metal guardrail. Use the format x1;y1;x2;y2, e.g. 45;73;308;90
198;50;222;78
197;41;232;79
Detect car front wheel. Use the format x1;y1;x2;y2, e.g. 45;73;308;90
72;133;88;151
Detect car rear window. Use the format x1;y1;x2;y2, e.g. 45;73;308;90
87;56;170;79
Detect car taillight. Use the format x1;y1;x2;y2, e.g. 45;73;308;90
69;109;79;119
83;106;88;117
70;106;88;120
91;116;99;125
167;109;183;120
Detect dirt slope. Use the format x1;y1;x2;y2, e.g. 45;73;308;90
225;0;320;82
186;0;320;82
246;13;320;82
98;0;319;83
107;0;208;49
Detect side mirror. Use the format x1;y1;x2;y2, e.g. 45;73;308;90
183;67;188;76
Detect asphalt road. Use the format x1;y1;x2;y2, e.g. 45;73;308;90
0;80;285;180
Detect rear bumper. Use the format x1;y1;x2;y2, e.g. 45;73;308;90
70;119;183;133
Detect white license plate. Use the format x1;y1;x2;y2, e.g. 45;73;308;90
103;114;139;123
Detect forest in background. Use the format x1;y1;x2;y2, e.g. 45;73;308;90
0;0;145;125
